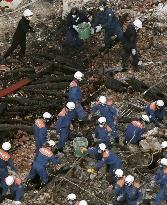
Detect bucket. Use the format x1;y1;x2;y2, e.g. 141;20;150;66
77;22;91;40
73;137;88;157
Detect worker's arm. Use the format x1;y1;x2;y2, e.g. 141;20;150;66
14;185;24;202
8;158;17;172
94;158;107;170
50;156;60;165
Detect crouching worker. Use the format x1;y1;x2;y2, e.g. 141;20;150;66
124;115;149;145
0;176;24;205
88;143;106;160
27;141;60;187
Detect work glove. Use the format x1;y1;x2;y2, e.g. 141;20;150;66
117;194;124;202
88;22;91;27
132;49;136;55
138;60;142;66
80;147;87;153
73;25;79;32
87;168;96;173
95;25;102;33
13;201;21;205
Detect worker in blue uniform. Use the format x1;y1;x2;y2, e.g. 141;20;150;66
114;173;126;205
92;96;118;142
88;143;106;160
154;159;167;205
124;115;150;145
88;149;123;185
0;142;17;181
145;100;165;126
94;117;116;146
92;0;123;52
68;71;86;121
55;102;75;153
0;176;24;204
34;112;52;155
124;175;143;205
65;7;89;48
122;19;143;71
28;142;60;185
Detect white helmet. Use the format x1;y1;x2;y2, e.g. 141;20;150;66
43;112;52;119
133;19;142;29
79;200;88;205
115;169;124;178
141;115;150;122
2;142;11;151
98;117;106;124
48;140;56;147
74;71;84;81
5;176;14;186
66;102;75;110
23;9;33;17
125;175;134;185
67;193;77;201
99;96;107;104
99;143;106;151
156;100;164;107
160;158;167;166
161;141;167;149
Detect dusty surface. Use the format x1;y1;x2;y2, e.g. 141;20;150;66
0;0;167;205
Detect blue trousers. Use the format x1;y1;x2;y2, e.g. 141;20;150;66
155;188;167;205
57;127;69;149
28;163;48;184
104;26;123;49
66;29;83;48
75;103;87;121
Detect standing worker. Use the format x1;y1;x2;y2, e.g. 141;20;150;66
65;7;89;48
92;0;123;53
0;142;17;181
2;9;34;62
55;102;75;153
122;19;143;71
34;112;52;155
69;71;87;122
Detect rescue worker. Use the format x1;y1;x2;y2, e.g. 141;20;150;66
65;7;89;48
34;112;52;155
0;142;17;181
92;96;118;142
124;115;150;145
94;117;116;146
88;149;123;184
161;141;167;159
88;143;106;160
55;102;75;153
92;0;123;53
0;175;24;205
154;158;167;205
114;172;126;205
145;100;165;127
124;175;143;205
2;9;34;62
69;71;87;121
122;19;143;71
28;141;60;186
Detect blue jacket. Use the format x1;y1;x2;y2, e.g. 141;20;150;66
114;184;126;203
66;10;89;30
95;125;115;144
94;150;122;171
34;120;47;150
34;147;60;168
0;149;16;171
69;80;82;103
56;110;72;130
92;8;120;31
125;121;145;144
155;170;167;188
125;185;142;205
145;102;165;123
122;24;137;49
